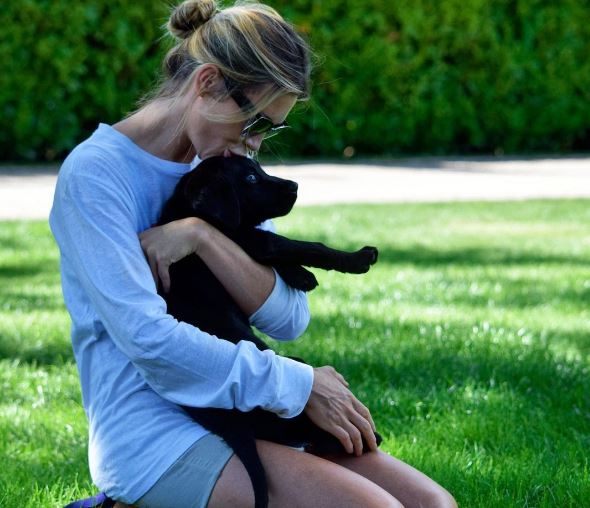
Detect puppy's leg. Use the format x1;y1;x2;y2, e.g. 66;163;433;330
238;229;378;274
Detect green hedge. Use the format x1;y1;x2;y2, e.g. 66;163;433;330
2;0;590;161
0;1;167;161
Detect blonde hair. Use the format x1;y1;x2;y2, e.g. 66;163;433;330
151;0;311;120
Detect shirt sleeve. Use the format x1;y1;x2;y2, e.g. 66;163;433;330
50;162;313;418
249;269;310;341
249;219;311;340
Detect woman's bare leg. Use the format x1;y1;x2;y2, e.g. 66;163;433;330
317;450;457;508
208;440;404;508
117;444;454;508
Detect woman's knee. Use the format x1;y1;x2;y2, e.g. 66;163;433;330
315;449;457;508
416;482;457;508
322;486;403;508
420;486;457;508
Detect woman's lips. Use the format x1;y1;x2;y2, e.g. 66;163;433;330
223;148;246;158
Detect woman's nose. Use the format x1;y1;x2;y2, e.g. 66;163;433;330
244;134;264;152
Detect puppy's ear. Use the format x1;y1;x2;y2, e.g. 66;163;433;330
185;172;241;231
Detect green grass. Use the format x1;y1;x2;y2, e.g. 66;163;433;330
1;200;589;507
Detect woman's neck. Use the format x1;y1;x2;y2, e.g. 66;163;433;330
113;99;196;163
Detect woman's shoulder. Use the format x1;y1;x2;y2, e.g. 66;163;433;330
51;127;143;221
60;124;135;182
56;125;153;215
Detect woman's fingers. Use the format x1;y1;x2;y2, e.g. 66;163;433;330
328;412;371;456
353;398;377;432
305;366;378;456
157;261;171;294
147;254;159;289
321;400;374;455
143;243;165;292
329;368;375;448
341;420;364;456
332;425;354;455
335;371;349;387
328;409;375;456
349;409;378;452
138;218;205;293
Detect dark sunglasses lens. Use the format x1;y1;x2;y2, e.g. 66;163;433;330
242;118;289;139
244;117;273;136
262;125;289;139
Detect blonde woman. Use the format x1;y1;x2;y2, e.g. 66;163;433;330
52;1;456;507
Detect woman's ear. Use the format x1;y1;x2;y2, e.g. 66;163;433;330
194;64;222;97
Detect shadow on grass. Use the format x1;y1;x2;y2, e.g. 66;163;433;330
339;273;590;311
0;338;72;366
368;245;590;268
294;314;589;412
395;277;590;310
456;286;589;310
0;261;56;279
0;235;31;251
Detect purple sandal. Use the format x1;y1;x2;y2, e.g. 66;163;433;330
64;492;115;508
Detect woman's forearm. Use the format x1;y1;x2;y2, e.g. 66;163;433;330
195;221;275;316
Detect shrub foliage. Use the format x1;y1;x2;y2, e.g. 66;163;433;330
2;0;590;161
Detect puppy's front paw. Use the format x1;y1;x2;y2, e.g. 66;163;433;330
346;246;378;273
276;265;319;292
297;272;319;291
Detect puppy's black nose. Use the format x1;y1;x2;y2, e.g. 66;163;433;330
286;181;298;192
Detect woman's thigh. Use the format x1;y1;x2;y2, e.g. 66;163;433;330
135;433;234;508
317;450;457;508
208;439;403;508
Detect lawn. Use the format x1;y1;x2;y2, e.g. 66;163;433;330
1;200;589;507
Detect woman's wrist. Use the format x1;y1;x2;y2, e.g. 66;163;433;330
187;216;214;255
191;220;275;315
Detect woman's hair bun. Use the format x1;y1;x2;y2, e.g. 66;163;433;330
168;0;219;40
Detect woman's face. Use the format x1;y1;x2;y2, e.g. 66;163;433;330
187;80;297;160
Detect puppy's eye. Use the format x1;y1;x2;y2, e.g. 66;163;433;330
245;174;258;184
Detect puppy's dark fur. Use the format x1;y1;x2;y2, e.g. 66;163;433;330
158;155;380;508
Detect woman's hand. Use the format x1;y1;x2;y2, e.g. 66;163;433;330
304;366;378;456
139;217;211;293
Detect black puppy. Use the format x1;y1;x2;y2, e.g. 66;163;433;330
158;155;380;508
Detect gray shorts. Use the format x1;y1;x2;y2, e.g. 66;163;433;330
135;433;234;508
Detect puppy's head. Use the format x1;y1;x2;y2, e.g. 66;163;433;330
162;155;298;232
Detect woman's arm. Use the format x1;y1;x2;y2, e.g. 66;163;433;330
139;218;310;340
139;217;274;315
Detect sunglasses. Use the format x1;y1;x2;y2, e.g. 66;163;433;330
223;76;290;140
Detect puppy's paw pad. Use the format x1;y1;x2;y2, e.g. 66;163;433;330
347;246;378;273
360;246;378;265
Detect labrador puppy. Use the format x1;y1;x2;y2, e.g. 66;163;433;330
158;155;380;508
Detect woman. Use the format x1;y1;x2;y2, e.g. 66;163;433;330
52;1;457;507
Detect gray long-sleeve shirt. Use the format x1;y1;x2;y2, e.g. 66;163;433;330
49;124;314;503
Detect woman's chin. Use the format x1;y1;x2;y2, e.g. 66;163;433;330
224;147;247;158
197;146;244;160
